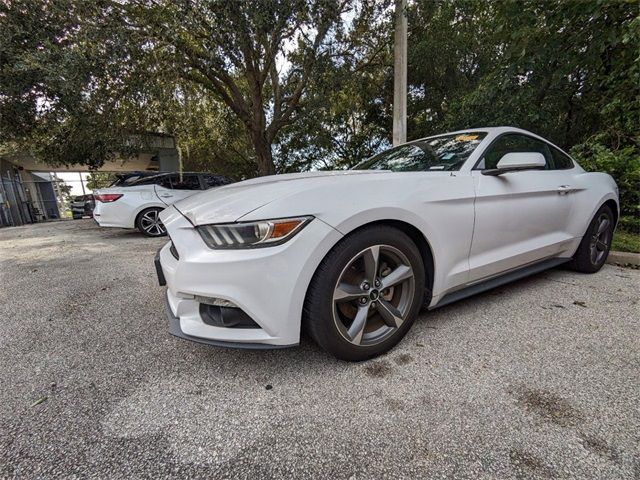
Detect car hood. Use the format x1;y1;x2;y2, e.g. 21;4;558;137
173;170;389;225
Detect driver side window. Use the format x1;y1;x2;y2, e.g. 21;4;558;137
477;134;552;170
172;174;201;190
156;174;174;189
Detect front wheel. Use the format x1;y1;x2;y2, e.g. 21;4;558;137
136;208;167;237
570;204;614;273
304;225;425;361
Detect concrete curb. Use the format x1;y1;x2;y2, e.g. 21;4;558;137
607;251;640;268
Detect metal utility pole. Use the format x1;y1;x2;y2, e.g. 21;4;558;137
393;0;408;146
52;172;66;218
79;172;86;195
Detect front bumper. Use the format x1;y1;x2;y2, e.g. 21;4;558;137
164;295;291;350
158;206;342;347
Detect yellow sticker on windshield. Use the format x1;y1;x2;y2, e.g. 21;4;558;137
455;134;479;141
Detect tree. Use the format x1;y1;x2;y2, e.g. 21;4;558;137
1;0;637;207
0;0;148;168
86;172;114;190
118;0;356;176
406;0;497;138
0;0;251;174
275;0;393;171
402;0;638;225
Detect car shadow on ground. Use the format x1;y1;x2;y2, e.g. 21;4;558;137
178;266;575;370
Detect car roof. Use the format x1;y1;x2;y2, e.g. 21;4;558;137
413;126;557;142
410;126;572;158
414;126;533;139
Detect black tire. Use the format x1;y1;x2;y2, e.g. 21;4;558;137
303;225;425;361
135;207;167;237
570;204;615;273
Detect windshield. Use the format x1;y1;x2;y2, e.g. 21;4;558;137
353;132;487;172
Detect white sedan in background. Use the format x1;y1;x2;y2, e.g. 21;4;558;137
156;127;618;361
93;172;233;237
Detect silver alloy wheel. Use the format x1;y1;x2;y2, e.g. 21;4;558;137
332;245;415;346
589;213;612;265
140;210;166;236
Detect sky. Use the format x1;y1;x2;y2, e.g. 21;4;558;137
53;172;93;196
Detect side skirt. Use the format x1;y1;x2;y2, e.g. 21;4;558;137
429;257;570;310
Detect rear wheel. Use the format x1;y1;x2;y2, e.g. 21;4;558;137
304;225;425;361
136;208;167;237
570;204;614;273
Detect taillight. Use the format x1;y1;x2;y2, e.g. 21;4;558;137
94;194;123;203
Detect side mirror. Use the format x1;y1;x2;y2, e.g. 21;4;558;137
482;152;546;176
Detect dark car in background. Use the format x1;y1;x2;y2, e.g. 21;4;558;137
71;195;95;219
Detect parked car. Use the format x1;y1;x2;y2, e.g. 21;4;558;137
156;127;618;361
71;194;95;219
93;172;234;237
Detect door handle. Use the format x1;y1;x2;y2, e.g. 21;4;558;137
159;194;173;198
557;185;572;195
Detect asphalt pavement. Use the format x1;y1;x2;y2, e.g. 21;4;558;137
0;219;638;478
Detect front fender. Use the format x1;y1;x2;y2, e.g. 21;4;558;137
325;205;472;299
573;173;619;238
242;173;476;298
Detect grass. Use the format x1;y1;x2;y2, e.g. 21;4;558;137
612;230;640;253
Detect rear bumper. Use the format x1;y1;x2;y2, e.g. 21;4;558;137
93;200;135;228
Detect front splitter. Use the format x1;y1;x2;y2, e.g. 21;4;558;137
164;295;296;350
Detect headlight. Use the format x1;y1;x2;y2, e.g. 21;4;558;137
197;216;313;249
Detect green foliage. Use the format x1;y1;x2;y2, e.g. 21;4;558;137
0;0;638;210
116;0;358;175
86;172;115;191
276;1;393;170
612;230;640;254
571;143;639;219
407;0;497;137
157;87;256;179
618;216;640;234
408;0;639;218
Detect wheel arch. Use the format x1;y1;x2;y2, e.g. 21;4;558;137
134;204;166;230
314;218;436;308
602;198;619;228
133;203;167;226
579;194;619;239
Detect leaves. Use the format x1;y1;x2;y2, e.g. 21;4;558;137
0;0;637;197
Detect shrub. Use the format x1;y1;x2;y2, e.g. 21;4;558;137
570;142;639;222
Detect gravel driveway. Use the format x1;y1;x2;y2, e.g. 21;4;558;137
0;219;638;478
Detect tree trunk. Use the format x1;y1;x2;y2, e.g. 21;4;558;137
250;130;276;176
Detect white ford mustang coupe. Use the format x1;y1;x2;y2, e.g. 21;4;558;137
156;127;618;361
